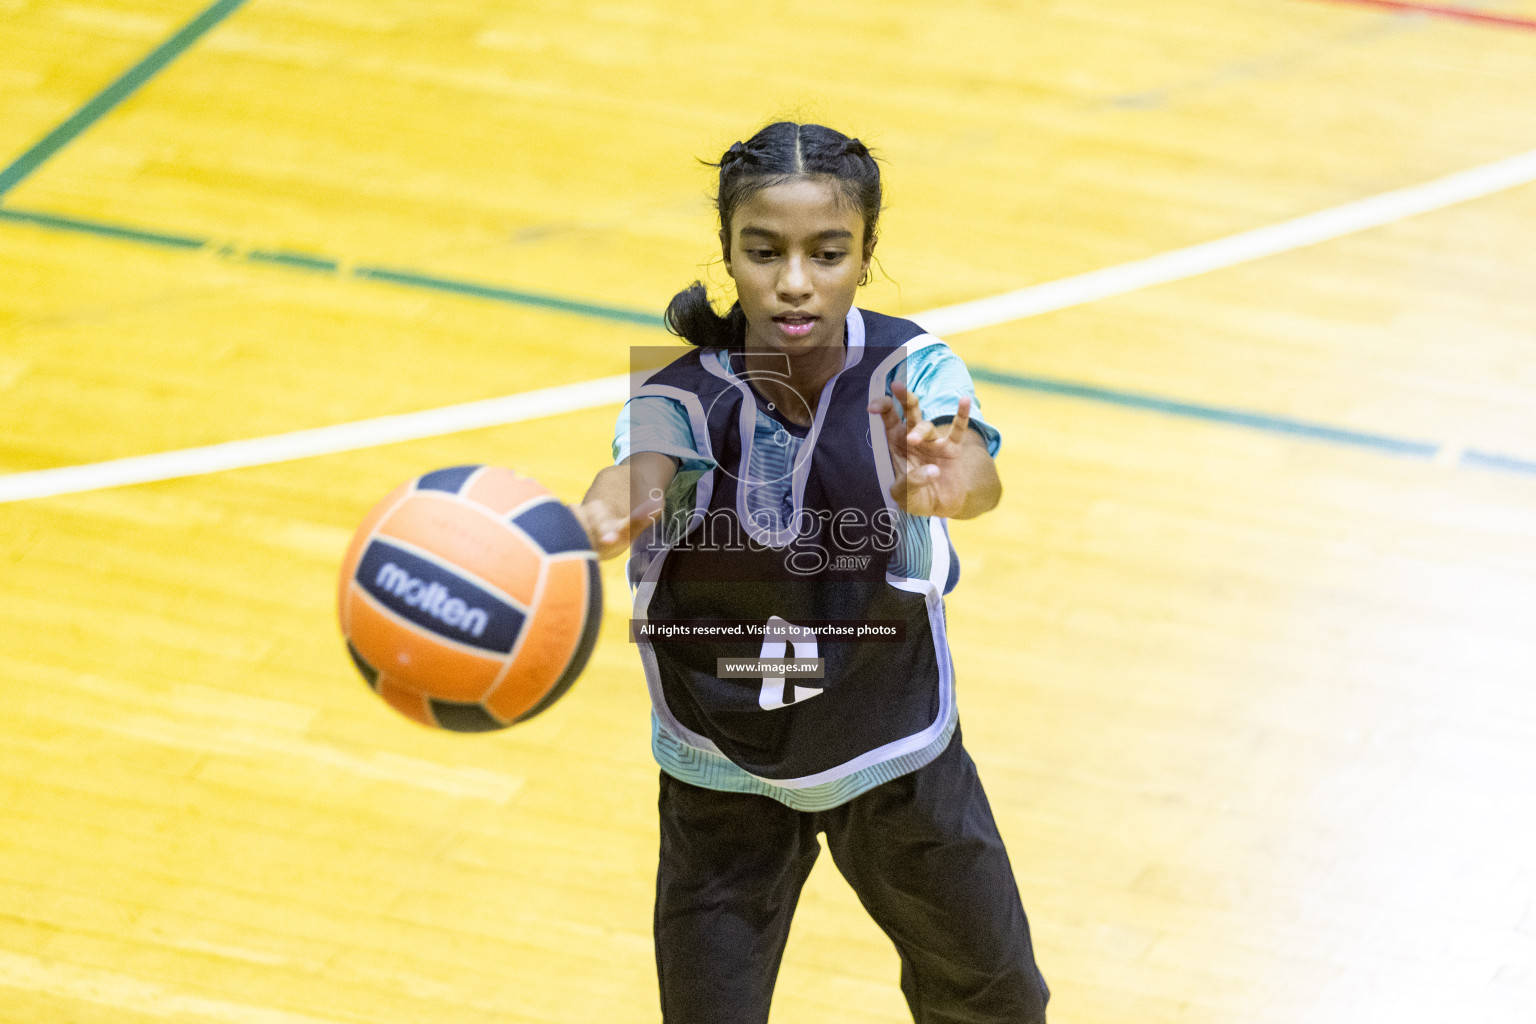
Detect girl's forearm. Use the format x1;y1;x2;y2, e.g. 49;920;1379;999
582;453;678;524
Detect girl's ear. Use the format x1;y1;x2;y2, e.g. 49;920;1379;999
860;235;876;286
719;229;734;278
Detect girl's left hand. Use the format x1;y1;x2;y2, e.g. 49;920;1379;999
869;384;987;518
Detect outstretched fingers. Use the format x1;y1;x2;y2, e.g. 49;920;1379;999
895;382;922;427
946;395;972;442
868;394;901;435
884;382;936;446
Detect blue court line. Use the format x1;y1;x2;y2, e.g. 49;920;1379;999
1459;449;1536;475
2;201;1533;481
0;0;250;198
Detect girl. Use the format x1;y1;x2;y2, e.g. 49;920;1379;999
574;122;1050;1024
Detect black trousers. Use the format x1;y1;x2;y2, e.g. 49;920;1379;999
654;729;1050;1023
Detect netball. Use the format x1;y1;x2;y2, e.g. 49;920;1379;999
337;465;601;731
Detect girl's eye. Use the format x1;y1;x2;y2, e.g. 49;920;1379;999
748;249;777;261
817;250;847;263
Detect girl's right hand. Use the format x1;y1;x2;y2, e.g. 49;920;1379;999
571;496;663;561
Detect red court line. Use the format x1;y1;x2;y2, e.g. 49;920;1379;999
1311;0;1536;32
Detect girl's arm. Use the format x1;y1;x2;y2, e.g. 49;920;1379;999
870;384;1001;520
571;451;676;559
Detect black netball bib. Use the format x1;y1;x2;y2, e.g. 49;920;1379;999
632;309;958;783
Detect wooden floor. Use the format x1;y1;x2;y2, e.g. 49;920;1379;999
3;1;1536;1021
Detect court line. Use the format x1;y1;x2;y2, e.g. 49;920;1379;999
6;356;1531;506
0;0;251;198
353;266;664;327
5;151;1536;499
0;206;207;248
0;207;667;327
908;145;1536;335
7;143;1536;337
0;376;634;503
966;368;1441;459
1459;449;1536;475
1306;0;1536;32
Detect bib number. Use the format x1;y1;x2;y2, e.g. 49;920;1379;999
758;615;823;710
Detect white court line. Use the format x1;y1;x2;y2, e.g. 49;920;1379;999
909;145;1536;335
0;374;631;503
4;145;1536;504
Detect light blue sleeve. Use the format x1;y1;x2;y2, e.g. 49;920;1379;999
890;342;1002;456
613;394;716;551
612;393;718;528
613;395;710;468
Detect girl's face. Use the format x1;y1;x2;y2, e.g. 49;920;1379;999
722;177;872;356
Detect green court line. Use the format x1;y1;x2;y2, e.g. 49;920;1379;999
0;0;250;198
352;266;666;327
0;0;1526;489
968;366;1443;460
246;248;340;272
3;200;1533;481
0;203;666;326
0;207;206;248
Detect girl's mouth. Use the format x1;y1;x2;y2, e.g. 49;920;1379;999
773;314;818;338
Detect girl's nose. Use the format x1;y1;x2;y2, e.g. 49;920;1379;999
777;255;812;301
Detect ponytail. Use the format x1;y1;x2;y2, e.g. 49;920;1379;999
664;281;744;350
